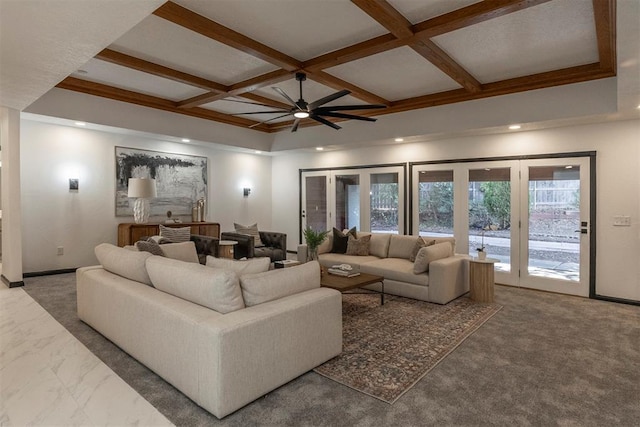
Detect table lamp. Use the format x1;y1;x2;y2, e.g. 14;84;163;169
128;178;157;224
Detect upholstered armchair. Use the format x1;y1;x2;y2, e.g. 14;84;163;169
220;231;287;262
190;234;219;264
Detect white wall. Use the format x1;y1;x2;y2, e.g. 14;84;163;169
20;119;272;272
272;119;640;302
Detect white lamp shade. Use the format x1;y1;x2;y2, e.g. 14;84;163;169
127;178;157;198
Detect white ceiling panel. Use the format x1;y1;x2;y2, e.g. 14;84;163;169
327;47;462;101
110;15;279;85
171;0;388;61
432;0;599;83
389;0;482;24
252;77;365;107
73;59;207;101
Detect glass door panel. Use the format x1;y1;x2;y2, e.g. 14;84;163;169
303;175;328;232
468;167;512;273
520;158;590;296
370;172;399;233
417;169;454;237
335;174;360;231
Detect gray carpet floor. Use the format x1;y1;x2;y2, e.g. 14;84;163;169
22;273;640;426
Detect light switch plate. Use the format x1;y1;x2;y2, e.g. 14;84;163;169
613;215;631;226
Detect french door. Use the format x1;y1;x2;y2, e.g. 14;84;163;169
301;166;405;235
412;155;592;295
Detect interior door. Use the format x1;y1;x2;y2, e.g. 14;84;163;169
519;157;591;296
301;172;331;234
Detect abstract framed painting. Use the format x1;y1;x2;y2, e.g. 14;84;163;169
115;146;208;217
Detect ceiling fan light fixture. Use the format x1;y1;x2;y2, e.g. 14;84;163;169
293;111;310;119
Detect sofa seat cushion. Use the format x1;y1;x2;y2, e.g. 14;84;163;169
206;256;271;275
146;256;245;314
317;253;381;269
95;243;153;286
360;258;429;287
240;260;321;307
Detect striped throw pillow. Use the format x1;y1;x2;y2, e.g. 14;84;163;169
234;222;264;247
159;224;191;243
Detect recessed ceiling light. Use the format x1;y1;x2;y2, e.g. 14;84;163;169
394;138;404;142
508;125;521;130
316;147;324;151
636;104;640;109
254;150;262;154
74;121;86;126
181;138;190;143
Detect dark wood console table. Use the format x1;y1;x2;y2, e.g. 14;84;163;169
117;222;220;247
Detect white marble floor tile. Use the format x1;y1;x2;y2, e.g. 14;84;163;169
0;286;173;426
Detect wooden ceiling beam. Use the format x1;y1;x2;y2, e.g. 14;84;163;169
351;0;413;39
177;69;292;108
308;71;390;106
412;0;554;38
96;48;228;93
592;0;616;72
238;93;291;110
410;39;482;93
56;77;267;130
153;1;302;71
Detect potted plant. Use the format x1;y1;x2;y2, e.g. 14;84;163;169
303;227;329;261
476;230;487;260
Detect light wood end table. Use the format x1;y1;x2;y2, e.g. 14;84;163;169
469;257;499;303
218;240;238;259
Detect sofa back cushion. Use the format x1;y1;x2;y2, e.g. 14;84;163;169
146;256;245;314
161;241;200;263
388;234;422;259
240;260;321;307
95;243;153;286
205;256;271;275
413;242;454;274
368;233;391;258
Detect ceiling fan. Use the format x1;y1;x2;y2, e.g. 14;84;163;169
229;72;386;132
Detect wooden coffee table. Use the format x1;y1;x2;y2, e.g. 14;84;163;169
320;269;385;305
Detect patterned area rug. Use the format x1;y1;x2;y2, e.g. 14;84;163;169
314;293;502;403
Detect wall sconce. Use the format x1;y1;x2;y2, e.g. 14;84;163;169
69;178;79;191
243;187;251;197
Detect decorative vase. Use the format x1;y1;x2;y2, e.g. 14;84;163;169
478;250;487;260
132;198;150;224
192;206;199;222
308;246;318;262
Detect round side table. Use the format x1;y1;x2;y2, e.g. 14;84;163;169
469;257;499;303
218;240;238;259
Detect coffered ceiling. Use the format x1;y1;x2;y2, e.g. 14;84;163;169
54;0;617;134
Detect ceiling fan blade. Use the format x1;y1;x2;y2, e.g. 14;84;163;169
308;89;350;110
226;98;285;109
310;114;341;130
248;113;292;128
230;110;290;115
272;87;299;108
315;104;386;113
291;118;301;133
316;111;377;122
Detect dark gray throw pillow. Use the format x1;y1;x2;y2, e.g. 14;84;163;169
136;238;165;256
331;227;357;254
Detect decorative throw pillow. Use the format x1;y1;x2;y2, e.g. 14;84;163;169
135;238;165;256
346;234;371;256
413;242;453;274
234;222;264;247
409;237;436;262
331;227;357;254
159;224;191;243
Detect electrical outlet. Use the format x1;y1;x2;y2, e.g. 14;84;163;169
613;215;631;226
57;246;64;256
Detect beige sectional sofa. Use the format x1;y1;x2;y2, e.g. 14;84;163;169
77;244;342;419
299;232;469;304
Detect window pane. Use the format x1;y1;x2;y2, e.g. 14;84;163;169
305;176;326;232
418;170;453;236
336;174;359;230
468;168;511;272
370;173;399;233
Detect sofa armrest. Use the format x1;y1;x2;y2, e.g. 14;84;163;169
428;254;470;304
259;231;287;253
196;288;342;418
220;232;254;259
